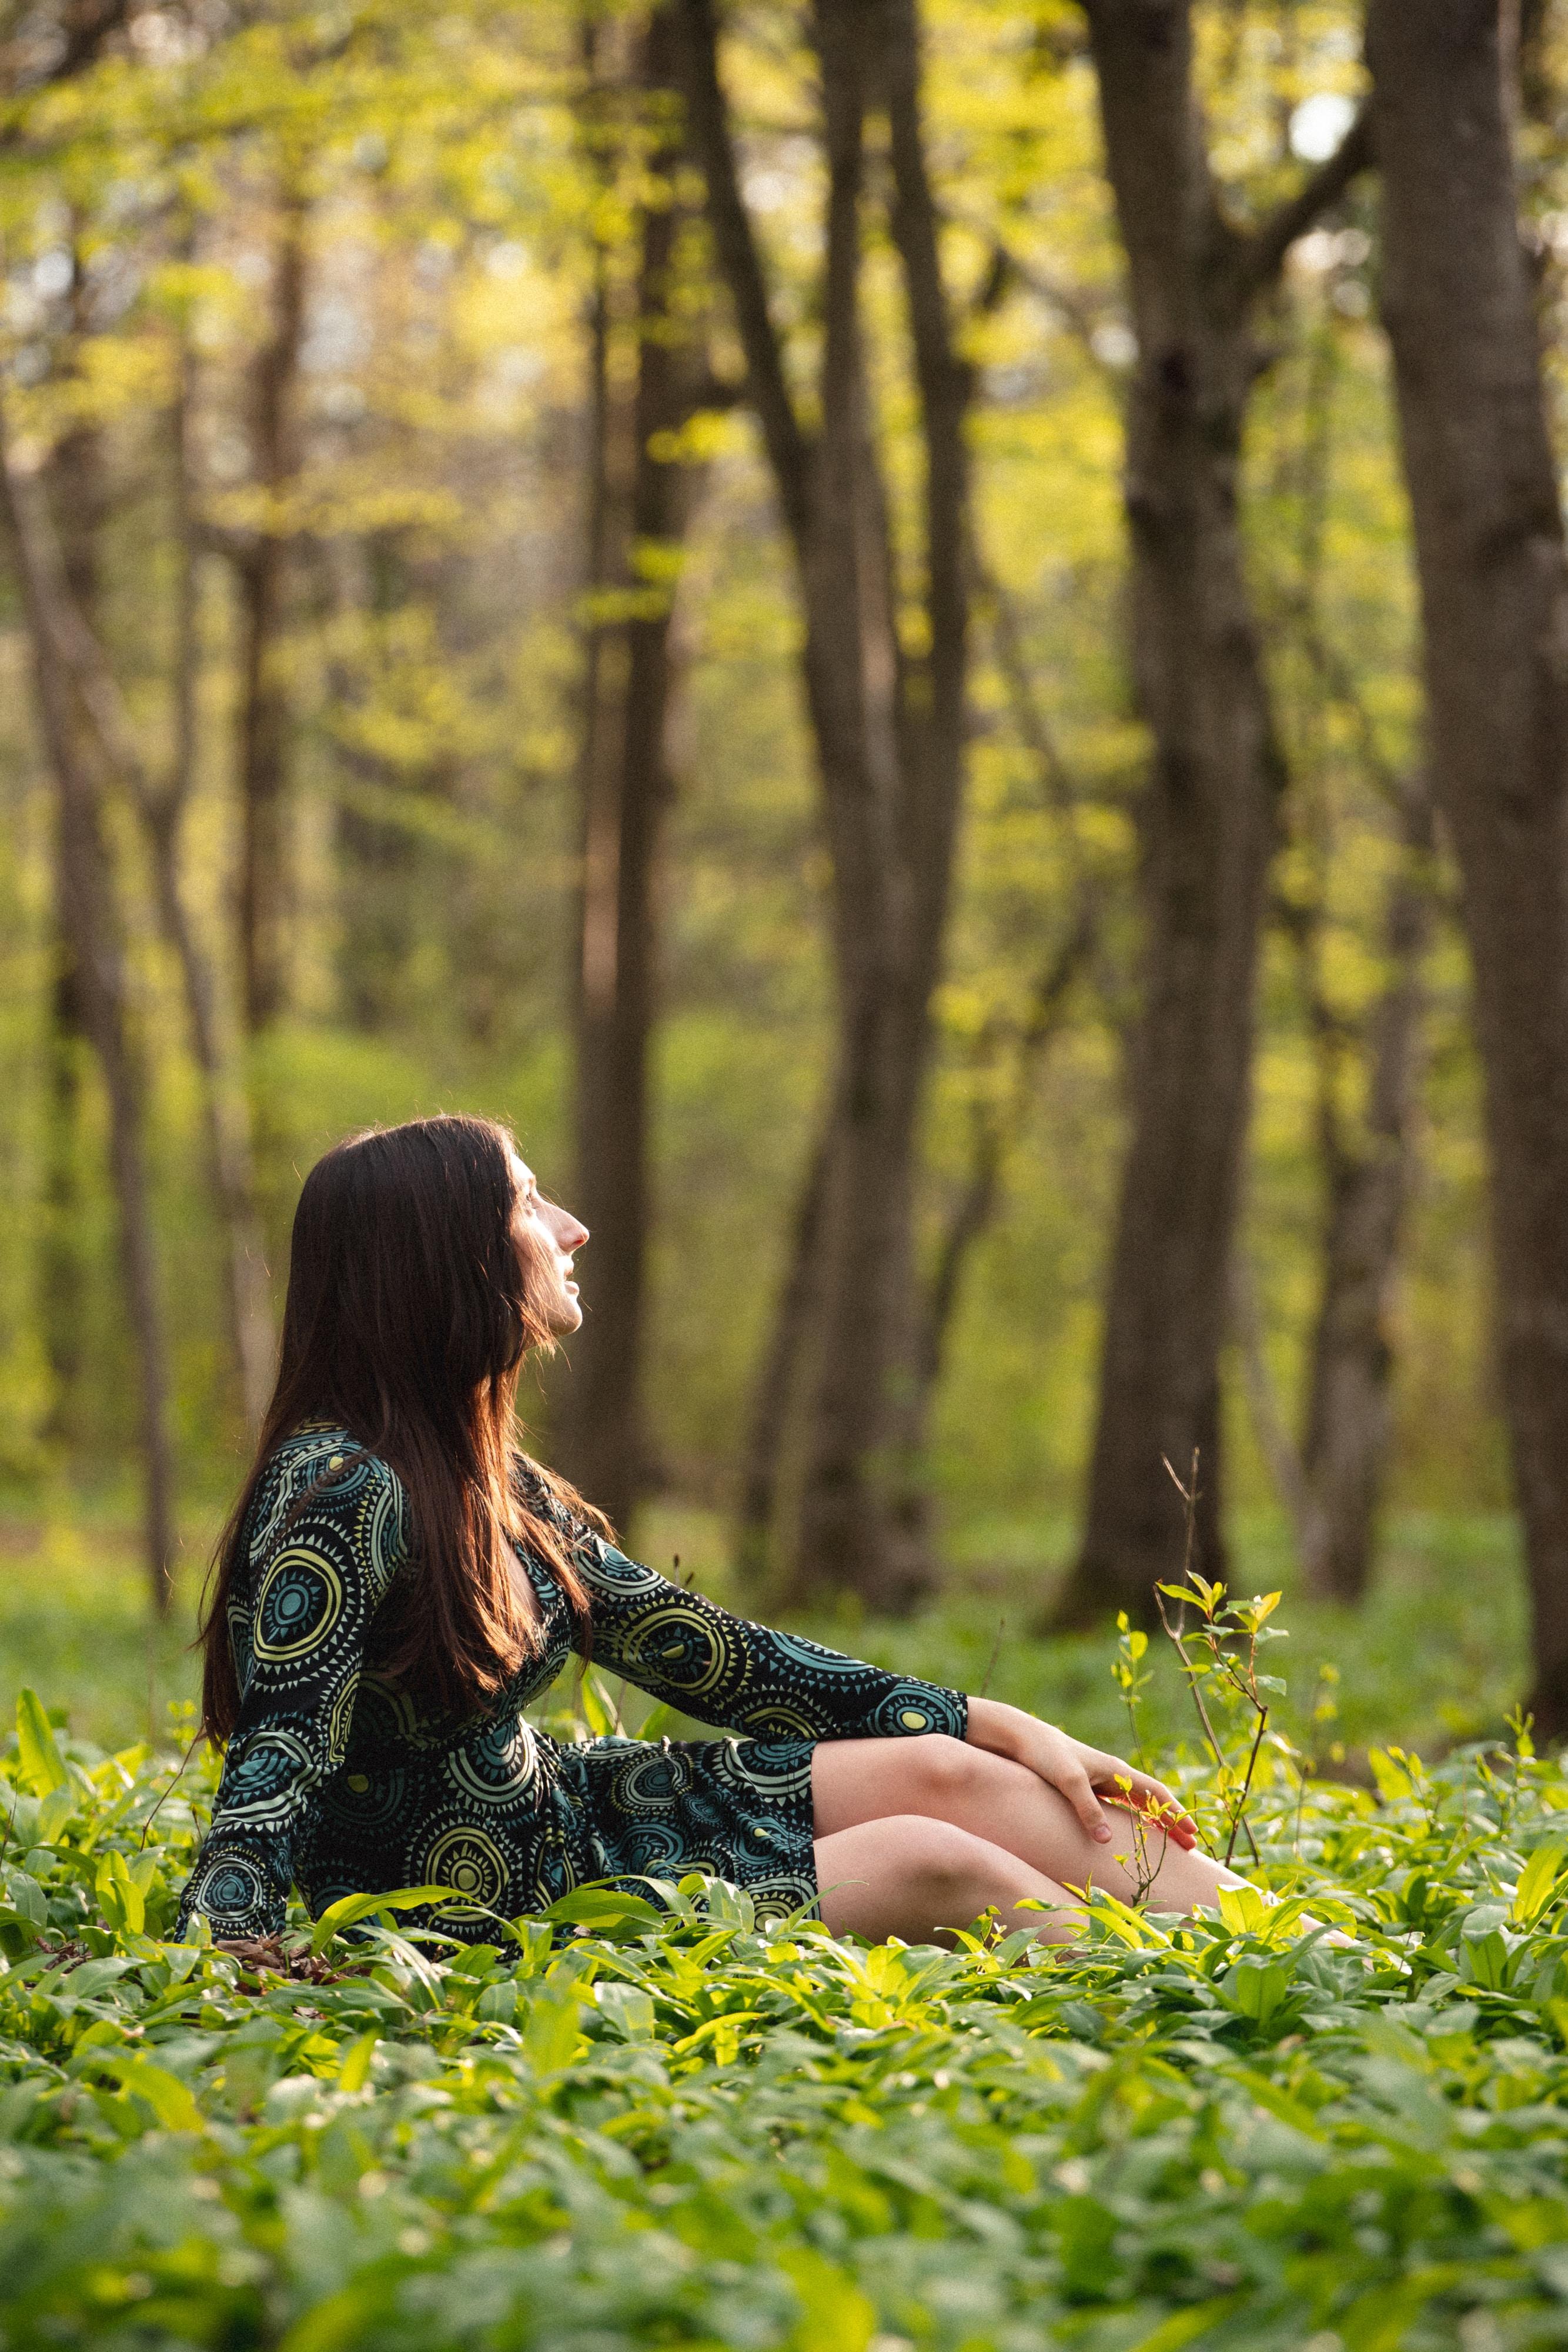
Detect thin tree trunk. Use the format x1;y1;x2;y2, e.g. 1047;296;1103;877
558;4;695;1535
1295;779;1433;1602
907;575;1105;1446
734;1118;832;1586
36;420;102;1448
1052;4;1370;1628
167;354;275;1429
39;949;88;1443
12;367;275;1434
233;195;306;1035
1368;0;1568;1738
0;415;176;1615
678;0;974;1610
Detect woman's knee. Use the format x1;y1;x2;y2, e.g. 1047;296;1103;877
903;1732;985;1805
881;1813;998;1904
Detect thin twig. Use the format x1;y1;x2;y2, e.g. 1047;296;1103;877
979;1616;1007;1698
1226;1706;1270;1867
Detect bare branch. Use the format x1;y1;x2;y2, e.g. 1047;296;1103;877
674;0;813;550
1244;103;1375;292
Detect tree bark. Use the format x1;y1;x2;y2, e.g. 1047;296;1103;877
232;196;306;1035
1246;776;1436;1603
1368;0;1568;1738
166;356;276;1431
733;1119;832;1586
910;576;1104;1459
556;5;697;1535
0;413;176;1615
36;421;103;1449
1052;2;1370;1628
1295;779;1433;1602
678;0;974;1609
12;366;276;1435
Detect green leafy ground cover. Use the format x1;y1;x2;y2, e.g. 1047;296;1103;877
5;1575;1568;2352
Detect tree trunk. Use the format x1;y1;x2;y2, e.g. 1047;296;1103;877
1295;779;1433;1602
1368;0;1568;1738
36;421;103;1449
1052;1;1370;1628
678;0;973;1610
233;196;306;1035
165;358;275;1431
733;1119;832;1586
0;415;176;1615
905;575;1104;1485
556;4;694;1535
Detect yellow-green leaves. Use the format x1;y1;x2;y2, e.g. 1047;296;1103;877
1511;1845;1568;1929
308;1885;456;1956
15;1689;69;1798
95;1849;156;1939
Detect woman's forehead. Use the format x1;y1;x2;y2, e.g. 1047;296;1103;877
510;1153;535;1190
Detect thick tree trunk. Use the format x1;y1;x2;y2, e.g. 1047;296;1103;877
1368;0;1568;1738
233;198;306;1034
1052;1;1369;1628
557;5;693;1535
0;417;176;1615
678;0;972;1610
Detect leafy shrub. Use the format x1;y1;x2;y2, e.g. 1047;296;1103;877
5;1679;1568;2350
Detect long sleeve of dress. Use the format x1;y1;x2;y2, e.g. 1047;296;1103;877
571;1531;967;1744
178;1444;410;1940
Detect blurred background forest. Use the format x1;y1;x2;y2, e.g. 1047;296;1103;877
1;0;1564;1763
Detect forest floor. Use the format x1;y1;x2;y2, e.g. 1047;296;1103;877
0;1492;1527;1764
0;1511;1563;2352
1;1499;1559;2352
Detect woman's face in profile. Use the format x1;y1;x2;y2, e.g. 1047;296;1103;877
510;1155;589;1335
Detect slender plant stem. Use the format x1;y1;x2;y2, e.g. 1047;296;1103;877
1226;1706;1269;1867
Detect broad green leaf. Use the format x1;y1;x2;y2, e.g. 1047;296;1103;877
97;2056;203;2133
594;1980;655;2040
780;2246;876;2352
1369;1749;1415;1803
36;1785;75;1843
15;1690;68;1798
1216;1882;1276;1937
336;2030;379;2090
309;1883;455;1955
521;1985;585;2073
543;1887;663;1929
95;1849;145;1937
1511;1844;1567;1927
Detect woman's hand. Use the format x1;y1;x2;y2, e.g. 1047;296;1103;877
965;1696;1198;1850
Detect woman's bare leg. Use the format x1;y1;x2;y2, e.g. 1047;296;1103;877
813;1735;1243;1917
813;1816;1087;1945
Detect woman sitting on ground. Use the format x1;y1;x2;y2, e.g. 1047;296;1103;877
179;1115;1244;1952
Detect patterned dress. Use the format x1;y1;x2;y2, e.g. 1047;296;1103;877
177;1426;968;1941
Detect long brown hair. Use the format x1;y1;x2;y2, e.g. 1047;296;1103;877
198;1115;603;1741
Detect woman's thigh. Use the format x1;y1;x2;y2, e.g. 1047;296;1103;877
813;1815;1082;1945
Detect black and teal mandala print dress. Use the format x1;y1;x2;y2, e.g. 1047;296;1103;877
177;1426;967;1942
